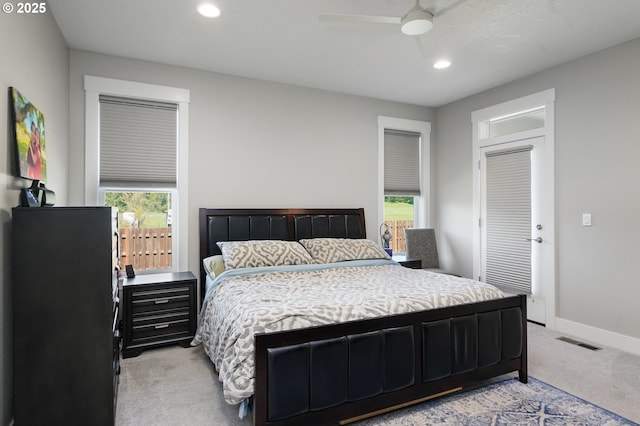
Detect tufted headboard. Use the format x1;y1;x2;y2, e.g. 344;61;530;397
198;208;366;300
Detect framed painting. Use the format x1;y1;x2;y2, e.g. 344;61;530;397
9;87;47;182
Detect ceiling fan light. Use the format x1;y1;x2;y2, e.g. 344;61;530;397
400;9;433;35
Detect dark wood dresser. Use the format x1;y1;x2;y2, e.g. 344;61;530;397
121;271;196;358
12;206;120;426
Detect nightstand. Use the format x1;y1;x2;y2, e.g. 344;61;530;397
122;271;197;358
392;255;422;269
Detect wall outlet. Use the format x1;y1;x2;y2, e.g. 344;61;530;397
582;213;592;227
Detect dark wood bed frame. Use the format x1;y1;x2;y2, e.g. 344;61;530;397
199;208;527;426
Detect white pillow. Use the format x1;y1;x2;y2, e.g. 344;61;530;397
203;255;225;279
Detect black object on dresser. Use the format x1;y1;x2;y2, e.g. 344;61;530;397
121;272;196;358
12;207;120;426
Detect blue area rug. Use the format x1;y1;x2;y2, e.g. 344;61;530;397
357;377;638;425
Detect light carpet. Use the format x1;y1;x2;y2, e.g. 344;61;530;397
355;377;638;426
117;343;637;426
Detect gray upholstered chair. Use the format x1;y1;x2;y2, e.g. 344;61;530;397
404;228;456;276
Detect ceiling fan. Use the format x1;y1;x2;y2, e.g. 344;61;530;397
319;0;468;36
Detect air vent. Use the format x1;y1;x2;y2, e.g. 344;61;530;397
556;336;601;351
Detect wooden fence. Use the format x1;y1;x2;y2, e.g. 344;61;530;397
386;220;414;253
119;227;172;270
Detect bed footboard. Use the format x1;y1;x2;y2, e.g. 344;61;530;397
253;294;527;426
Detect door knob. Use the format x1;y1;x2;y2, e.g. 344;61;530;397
525;237;543;243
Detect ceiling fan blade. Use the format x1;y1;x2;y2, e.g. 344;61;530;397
319;13;401;25
432;0;468;18
413;36;428;60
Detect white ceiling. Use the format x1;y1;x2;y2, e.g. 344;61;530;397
48;0;640;107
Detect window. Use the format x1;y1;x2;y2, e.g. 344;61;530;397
487;106;545;138
84;76;190;273
383;129;420;253
97;95;178;272
377;117;431;255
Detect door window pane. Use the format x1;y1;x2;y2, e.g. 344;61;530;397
484;148;532;294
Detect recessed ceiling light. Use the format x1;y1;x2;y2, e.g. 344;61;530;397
197;3;221;18
433;60;451;69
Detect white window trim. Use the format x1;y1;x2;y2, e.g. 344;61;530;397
84;75;190;272
377;116;431;242
471;88;556;328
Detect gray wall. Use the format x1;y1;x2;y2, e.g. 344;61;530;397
0;11;69;426
434;37;640;339
67;50;435;298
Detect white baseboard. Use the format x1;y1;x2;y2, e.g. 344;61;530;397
555;317;640;356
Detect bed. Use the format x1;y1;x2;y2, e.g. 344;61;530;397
196;208;527;426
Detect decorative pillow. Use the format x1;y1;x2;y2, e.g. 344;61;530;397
202;255;225;279
216;240;315;270
299;238;391;264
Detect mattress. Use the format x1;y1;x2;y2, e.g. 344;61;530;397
193;259;504;405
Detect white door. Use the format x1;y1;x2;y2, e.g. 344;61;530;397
480;137;546;324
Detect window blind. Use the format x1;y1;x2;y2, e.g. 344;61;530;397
485;146;533;294
99;95;178;187
384;129;421;196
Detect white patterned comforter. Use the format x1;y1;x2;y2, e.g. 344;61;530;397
192;260;504;405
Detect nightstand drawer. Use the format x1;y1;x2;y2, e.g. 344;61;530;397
130;287;191;314
131;317;191;342
132;308;190;327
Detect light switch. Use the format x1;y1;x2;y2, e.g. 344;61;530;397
582;213;592;227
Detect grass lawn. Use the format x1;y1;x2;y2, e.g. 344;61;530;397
384;202;413;221
143;211;170;228
118;211;169;228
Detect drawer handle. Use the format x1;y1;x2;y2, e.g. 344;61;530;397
154;323;170;329
154;299;170;304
